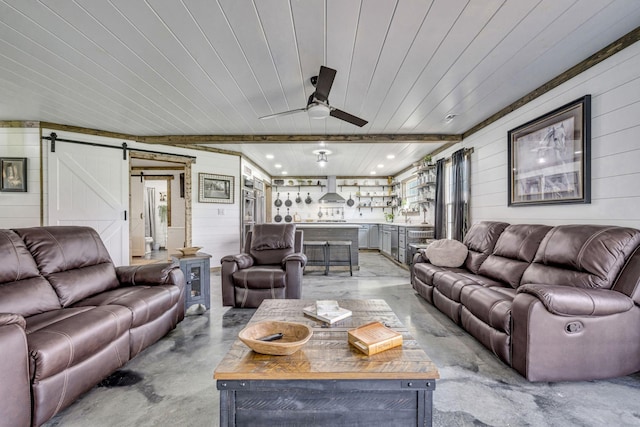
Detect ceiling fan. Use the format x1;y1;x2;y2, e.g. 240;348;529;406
259;66;368;127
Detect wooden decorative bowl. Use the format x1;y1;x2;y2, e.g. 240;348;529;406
239;321;313;356
177;246;202;256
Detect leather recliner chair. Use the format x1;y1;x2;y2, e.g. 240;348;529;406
220;223;307;308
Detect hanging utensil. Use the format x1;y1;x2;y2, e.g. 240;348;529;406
295;192;302;203
285;193;292;207
285;208;292;223
318;207;323;218
274;208;282;222
347;193;355;207
305;193;312;204
274;192;282;207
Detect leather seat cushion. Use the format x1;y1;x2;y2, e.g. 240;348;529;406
460;285;516;333
433;271;503;302
73;285;182;328
232;266;287;290
413;263;450;287
26;305;131;380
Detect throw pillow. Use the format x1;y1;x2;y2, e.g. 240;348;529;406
425;239;468;267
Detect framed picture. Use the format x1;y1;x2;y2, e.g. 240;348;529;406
508;95;590;206
198;173;234;204
0;158;28;192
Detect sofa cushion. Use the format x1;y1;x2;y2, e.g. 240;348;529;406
249;224;296;265
425;239;468;267
462;221;509;273
479;224;552;288
13;226;120;306
0;229;61;316
232;266;287;290
433;271;504;302
74;285;182;328
522;225;640;289
460;286;516;333
26;306;131;381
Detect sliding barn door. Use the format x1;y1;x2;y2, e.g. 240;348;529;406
48;141;129;266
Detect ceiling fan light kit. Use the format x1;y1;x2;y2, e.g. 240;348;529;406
259;66;368;127
307;103;330;119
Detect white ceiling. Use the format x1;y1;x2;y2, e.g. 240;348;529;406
1;1;640;176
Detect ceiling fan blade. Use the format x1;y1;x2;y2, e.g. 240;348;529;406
330;109;368;127
314;66;336;102
259;108;307;120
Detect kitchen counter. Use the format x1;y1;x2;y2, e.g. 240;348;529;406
295;224;359;271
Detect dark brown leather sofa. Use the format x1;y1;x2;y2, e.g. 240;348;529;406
0;226;185;426
412;221;640;381
221;223;306;308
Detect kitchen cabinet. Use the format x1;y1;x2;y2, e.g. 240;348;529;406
369;224;379;249
358;224;369;248
398;226;406;263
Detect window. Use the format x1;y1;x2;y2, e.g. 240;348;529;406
404;176;418;209
437;149;471;240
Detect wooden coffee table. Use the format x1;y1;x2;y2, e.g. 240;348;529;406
214;299;439;426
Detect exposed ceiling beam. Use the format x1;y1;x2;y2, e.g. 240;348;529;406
136;134;462;144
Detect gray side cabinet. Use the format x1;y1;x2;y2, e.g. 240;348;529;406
171;252;211;312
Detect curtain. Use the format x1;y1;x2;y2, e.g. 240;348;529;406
145;187;156;241
434;159;446;239
451;149;469;241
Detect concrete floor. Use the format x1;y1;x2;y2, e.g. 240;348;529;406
45;253;640;427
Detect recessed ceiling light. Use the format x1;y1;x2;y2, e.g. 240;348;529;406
377;164;384;168
281;171;288;175
370;171;377;175
386;154;395;159
319;141;326;147
266;154;274;159
274;164;282;168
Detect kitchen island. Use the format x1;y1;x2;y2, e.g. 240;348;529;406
296;223;360;271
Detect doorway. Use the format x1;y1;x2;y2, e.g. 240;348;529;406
129;152;193;265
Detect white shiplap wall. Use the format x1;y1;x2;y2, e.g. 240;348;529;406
435;40;640;229
0;128;242;266
0;127;41;228
190;150;242;262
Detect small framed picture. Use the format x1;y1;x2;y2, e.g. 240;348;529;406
508;95;591;206
0;158;28;192
199;173;234;204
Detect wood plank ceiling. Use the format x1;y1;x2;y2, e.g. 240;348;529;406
1;1;639;177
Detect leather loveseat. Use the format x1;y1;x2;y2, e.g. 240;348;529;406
412;221;640;382
0;226;185;426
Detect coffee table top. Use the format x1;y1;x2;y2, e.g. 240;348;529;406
214;299;439;381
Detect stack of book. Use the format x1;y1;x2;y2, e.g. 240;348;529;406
347;321;403;355
303;300;352;324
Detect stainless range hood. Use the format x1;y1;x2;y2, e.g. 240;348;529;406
318;176;345;203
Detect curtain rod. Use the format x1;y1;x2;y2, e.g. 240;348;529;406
42;132;196;161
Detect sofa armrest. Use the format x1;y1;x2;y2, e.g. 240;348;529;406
220;253;254;269
517;284;634;316
116;263;185;288
282;252;307;268
414;250;428;264
0;313;31;427
0;313;26;329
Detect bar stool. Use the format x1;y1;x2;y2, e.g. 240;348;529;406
303;241;328;275
327;240;353;276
